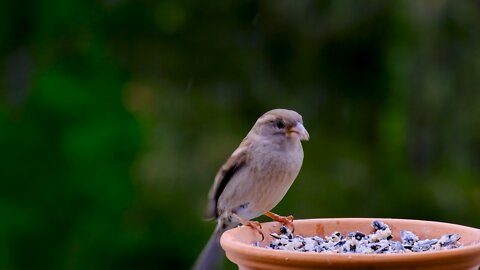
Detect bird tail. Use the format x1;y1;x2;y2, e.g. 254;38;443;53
192;224;226;270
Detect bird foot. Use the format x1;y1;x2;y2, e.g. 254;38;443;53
265;211;295;233
244;220;264;240
233;214;264;240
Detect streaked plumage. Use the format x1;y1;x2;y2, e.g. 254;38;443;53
193;109;309;270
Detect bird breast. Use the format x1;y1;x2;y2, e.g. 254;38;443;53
217;139;304;220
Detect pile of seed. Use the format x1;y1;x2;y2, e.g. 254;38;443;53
262;220;461;254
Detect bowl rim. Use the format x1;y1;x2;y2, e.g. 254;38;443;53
220;217;480;265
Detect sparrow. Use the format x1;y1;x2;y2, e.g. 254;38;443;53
192;109;309;270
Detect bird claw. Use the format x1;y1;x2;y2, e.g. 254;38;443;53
265;211;295;233
233;213;265;240
245;220;264;240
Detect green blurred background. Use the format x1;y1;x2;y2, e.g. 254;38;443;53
1;0;480;269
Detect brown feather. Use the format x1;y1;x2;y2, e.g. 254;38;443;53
206;140;250;219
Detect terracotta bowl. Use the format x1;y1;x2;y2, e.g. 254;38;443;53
220;218;480;270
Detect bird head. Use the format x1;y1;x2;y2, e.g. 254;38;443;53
251;109;309;142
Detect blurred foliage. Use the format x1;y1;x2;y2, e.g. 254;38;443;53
1;0;480;269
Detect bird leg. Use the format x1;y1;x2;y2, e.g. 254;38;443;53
265;211;295;233
232;213;264;240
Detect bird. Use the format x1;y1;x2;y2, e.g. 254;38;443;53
192;108;309;270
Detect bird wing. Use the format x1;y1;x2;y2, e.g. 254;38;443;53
206;140;250;219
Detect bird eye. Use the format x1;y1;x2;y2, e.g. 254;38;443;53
275;121;285;129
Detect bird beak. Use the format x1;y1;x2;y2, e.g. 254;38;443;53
288;123;309;141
